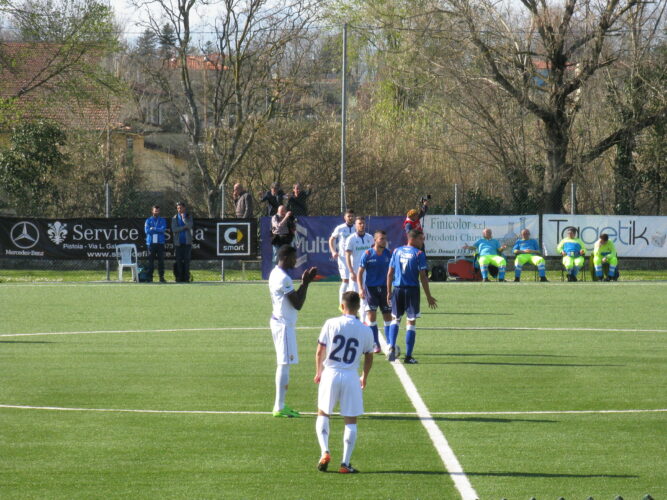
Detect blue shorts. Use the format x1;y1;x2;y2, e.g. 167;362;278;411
391;286;420;321
365;284;391;314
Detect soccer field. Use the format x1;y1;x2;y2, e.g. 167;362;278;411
1;281;666;499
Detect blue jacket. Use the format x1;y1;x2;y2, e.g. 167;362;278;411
145;216;167;245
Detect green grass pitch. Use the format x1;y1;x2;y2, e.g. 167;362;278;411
1;280;665;499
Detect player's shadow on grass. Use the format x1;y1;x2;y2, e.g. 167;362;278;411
463;471;638;479
425;361;623;368
422;312;513;316
362;470;448;476
421;353;571;358
365;415;556;424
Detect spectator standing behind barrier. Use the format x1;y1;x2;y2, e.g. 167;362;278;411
233;183;254;218
172;201;193;282
463;228;507;282
403;198;429;235
270;206;296;263
286;183;311;217
593;233;618;281
513;229;548;282
260;182;285;216
144;205;167;283
557;227;586;282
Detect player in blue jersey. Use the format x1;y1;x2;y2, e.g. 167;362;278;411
512;229;548;282
385;229;437;364
357;230;392;354
463;228;507;282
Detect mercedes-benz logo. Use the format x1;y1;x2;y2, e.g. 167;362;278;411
10;221;40;249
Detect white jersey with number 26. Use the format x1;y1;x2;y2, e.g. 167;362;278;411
318;314;374;371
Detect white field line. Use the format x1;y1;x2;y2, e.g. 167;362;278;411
378;335;479;500
2;325;667;339
419;326;667;333
1;404;665;417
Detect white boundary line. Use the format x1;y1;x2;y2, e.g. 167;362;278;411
419;326;667;333
2;404;664;417
2;325;667;338
378;335;479;500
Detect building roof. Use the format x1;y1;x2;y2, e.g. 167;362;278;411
0;41;125;130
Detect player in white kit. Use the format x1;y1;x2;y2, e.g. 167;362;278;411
345;216;374;322
269;245;317;418
314;291;374;474
328;209;356;304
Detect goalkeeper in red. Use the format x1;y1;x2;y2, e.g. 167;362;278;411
385;229;437;364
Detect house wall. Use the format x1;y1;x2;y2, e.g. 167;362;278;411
114;133;190;193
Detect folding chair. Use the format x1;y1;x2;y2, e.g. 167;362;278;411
115;244;139;282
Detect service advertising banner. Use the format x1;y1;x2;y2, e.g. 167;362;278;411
542;214;667;257
422;215;541;257
0;217;257;259
260;216;405;280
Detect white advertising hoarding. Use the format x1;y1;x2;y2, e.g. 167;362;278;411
423;215;540;257
543;215;667;257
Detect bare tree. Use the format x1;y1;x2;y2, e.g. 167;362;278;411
602;1;667;214
134;0;319;216
440;0;667;213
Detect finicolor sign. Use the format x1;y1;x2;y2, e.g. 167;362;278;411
423;215;540;257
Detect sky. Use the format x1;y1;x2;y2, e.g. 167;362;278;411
111;0;217;43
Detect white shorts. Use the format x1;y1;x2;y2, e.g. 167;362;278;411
318;369;364;417
270;317;298;365
337;256;350;280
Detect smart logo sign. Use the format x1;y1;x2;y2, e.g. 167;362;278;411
543;215;667;257
217;221;254;257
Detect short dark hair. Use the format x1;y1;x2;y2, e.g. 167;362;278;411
355;216;365;222
408;229;423;240
277;244;296;262
374;229;386;236
152;205;160;210
176;201;186;208
342;291;360;312
567;226;578;236
344;209;355;215
600;233;609;242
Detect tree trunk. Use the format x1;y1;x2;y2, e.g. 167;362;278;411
613;130;639;215
542;119;571;213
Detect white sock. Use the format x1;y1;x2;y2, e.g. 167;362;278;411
342;423;357;465
273;364;289;412
315;415;330;456
339;281;348;304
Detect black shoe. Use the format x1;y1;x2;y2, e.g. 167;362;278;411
387;347;396;362
603;277;611;282
339;463;359;474
540;277;548;282
498;279;506;282
514;277;520;282
159;277;167;283
403;356;418;364
572;276;578;282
